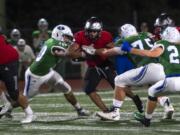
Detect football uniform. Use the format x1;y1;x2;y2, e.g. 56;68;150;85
24;38;71;98
0;35;19;101
148;40;180;97
115;32;165;87
114;36;135;75
74;30;116;94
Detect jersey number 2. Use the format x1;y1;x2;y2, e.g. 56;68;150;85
167;46;180;64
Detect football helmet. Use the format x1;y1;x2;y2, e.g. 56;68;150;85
38;18;48;31
161;27;180;43
10;28;21;41
120;24;138;38
51;24;73;44
154;13;174;28
84;17;103;40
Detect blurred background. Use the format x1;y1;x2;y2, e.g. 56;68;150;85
0;0;179;79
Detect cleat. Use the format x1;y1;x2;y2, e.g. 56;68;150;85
163;104;174;119
134;112;151;127
96;108;120;121
0;105;13;119
77;108;90;117
4;110;13;119
21;114;35;124
0;103;12;115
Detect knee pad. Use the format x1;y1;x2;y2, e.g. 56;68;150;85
114;75;126;87
148;95;157;101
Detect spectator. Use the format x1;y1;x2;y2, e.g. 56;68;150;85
8;28;21;46
140;22;153;37
14;38;35;80
32;18;52;55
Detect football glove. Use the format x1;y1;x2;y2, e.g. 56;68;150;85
82;45;96;55
121;41;132;52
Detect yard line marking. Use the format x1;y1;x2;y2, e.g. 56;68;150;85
36;91;179;98
23;125;142;131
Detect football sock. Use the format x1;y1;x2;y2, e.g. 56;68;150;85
24;106;33;115
145;112;152;119
74;103;81;110
113;99;123;108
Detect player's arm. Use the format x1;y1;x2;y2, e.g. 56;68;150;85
82;41;125;56
121;41;164;58
51;46;67;57
66;42;84;58
130;47;163;57
95;47;126;56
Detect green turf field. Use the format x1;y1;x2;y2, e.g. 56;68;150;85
1;87;180;135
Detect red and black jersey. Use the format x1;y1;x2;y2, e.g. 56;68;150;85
74;30;113;67
0;35;19;64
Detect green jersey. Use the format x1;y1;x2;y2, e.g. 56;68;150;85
30;38;68;76
115;32;157;67
155;40;180;76
32;30;52;38
7;39;18;46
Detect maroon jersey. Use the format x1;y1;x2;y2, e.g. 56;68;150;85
74;30;113;67
153;26;180;41
176;26;180;32
0;35;19;64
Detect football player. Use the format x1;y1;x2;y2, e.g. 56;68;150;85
68;17;143;113
86;24;174;121
2;24;90;124
132;27;180;126
0;32;33;123
153;12;180;41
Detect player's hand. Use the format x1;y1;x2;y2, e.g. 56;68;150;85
121;41;132;52
82;45;96;55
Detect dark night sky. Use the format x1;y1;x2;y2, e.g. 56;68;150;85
4;0;180;41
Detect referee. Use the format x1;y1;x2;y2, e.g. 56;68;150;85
0;31;34;124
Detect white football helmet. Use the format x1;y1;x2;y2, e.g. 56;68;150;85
51;24;73;42
120;24;138;38
161;27;180;43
